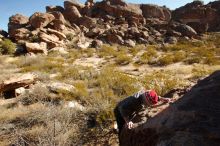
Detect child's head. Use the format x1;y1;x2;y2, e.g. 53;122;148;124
145;90;158;105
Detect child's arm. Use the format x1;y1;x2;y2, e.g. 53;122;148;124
159;96;171;103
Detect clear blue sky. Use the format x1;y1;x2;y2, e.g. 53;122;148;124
0;0;213;31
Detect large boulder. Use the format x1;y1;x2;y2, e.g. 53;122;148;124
120;70;220;146
47;28;66;40
64;0;85;13
75;16;97;28
0;29;8;38
25;42;48;54
39;32;64;48
8;14;29;39
29;12;55;29
63;5;82;24
50;11;66;23
106;33;124;45
0;73;36;94
174;24;197;38
46;5;64;13
141;4;171;21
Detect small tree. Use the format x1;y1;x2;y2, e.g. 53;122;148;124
0;39;16;55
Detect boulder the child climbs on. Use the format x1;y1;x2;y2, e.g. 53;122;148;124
114;89;171;144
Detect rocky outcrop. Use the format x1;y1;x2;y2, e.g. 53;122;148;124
120;70;220;146
29;12;55;29
6;0;220;53
173;1;220;32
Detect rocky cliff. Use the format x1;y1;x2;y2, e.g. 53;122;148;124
120;70;220;146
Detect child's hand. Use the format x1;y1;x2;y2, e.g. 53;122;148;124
127;121;134;129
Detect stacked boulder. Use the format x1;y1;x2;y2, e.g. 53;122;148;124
7;0;220;54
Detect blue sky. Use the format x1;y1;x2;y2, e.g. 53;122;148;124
0;0;213;31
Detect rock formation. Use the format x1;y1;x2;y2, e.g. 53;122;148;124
173;1;220;33
6;0;220;54
120;70;220;146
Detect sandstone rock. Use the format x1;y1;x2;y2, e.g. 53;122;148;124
166;30;182;37
63;5;82;24
165;36;178;44
47;28;66;40
109;0;127;6
8;14;29;28
65;101;85;110
29;12;55;29
46;5;64;13
25;42;48;54
64;0;85;12
75;16;97;28
175;24;197;38
106;34;124;45
15;87;26;96
120;70;220;146
187;22;208;34
53;20;66;31
50;11;66;24
0;29;8;38
141;4;171;21
47;82;76;93
172;1;219;32
9;28;30;41
124;39;136;47
76;41;91;49
8;14;29;39
91;39;103;48
49;47;68;54
39;32;64;48
0;73;36;93
92;1;144;24
86;27;104;38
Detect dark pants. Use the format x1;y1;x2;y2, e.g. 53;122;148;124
114;106;125;145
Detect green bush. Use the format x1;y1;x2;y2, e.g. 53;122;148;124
0;39;16;55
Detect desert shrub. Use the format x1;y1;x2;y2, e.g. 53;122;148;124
143;71;187;96
56;66;81;81
158;54;174;66
98;45;117;58
97;67;140;98
134;47;158;65
115;53;132;65
173;51;186;62
0;39;16;55
20;56;64;73
66;33;75;41
19;84;54;105
73;81;89;100
191;65;214;80
82;48;96;57
185;56;201;64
